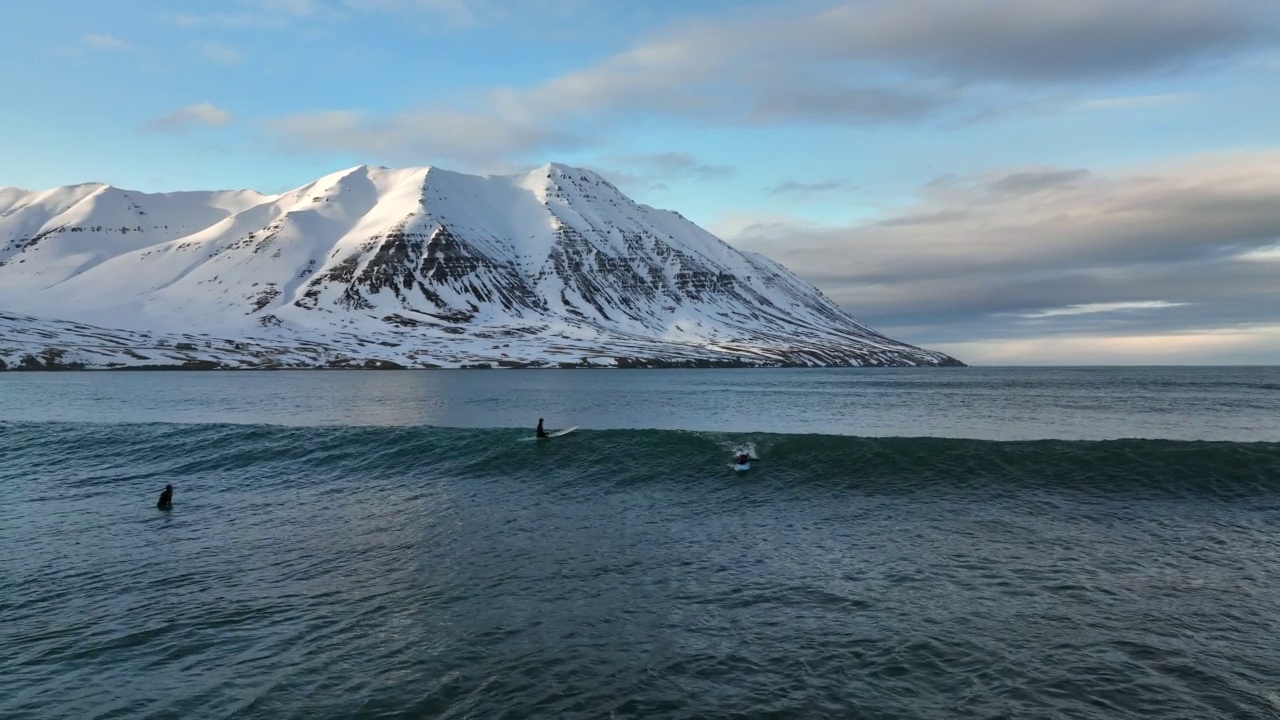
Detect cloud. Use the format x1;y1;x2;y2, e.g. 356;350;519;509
144;103;234;133
258;0;1278;166
872;209;971;227
1014;301;1189;319
266;0;322;13
1237;243;1280;261
747;83;949;123
339;0;608;29
985;168;1091;196
173;0;591;29
934;324;1280;365
768;180;850;197
581;152;737;196
197;41;243;65
725;151;1280;359
265;109;584;163
799;0;1273;83
616;152;735;181
340;0;480;27
173;0;328;27
1075;93;1193;110
83;34;133;51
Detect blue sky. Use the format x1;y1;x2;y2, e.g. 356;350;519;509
3;0;1280;364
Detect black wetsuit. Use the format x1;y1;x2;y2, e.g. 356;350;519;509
536;420;548;438
157;485;173;510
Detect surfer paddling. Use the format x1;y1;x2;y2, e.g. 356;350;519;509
536;418;549;439
156;484;173;510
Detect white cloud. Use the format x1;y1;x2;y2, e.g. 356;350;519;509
197;41;243;65
1237;243;1280;261
933;325;1280;365
265;0;322;14
615;152;735;180
341;0;478;27
173;0;327;27
144;103;234;133
172;0;589;29
1016;301;1189;319
258;0;1277;166
83;34;133;51
265;108;581;163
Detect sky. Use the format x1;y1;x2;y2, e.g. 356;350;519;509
2;0;1280;365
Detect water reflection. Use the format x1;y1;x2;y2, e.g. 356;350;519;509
2;366;1277;441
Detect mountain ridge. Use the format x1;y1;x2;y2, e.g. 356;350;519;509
0;163;963;370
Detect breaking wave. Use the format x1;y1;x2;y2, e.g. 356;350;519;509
4;422;1278;500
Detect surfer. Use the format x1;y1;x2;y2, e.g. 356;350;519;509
156;484;173;510
735;453;751;465
536;418;549;439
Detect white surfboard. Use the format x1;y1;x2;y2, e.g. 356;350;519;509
520;425;579;441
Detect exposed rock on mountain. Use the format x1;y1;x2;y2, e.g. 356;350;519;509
0;164;962;369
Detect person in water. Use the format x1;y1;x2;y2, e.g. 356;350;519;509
157;484;173;510
536;418;549;439
735;453;751;465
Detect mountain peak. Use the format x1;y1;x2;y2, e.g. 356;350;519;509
529;162;611;184
536;161;585;174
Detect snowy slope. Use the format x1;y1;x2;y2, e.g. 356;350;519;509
0;163;962;369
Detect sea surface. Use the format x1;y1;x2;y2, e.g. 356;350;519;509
2;367;1279;719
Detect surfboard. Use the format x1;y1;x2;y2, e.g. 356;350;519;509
520;426;579;441
730;462;751;472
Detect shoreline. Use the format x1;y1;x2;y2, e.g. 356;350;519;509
0;355;968;371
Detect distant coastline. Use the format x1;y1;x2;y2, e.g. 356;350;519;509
0;351;966;372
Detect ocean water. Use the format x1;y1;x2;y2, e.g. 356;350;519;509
2;367;1280;719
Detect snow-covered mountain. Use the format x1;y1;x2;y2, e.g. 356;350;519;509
0;163;961;370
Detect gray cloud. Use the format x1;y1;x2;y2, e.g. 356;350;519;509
583;153;737;198
726;152;1280;357
873;209;970;227
748;83;948;123
800;0;1274;82
986;168;1091;196
1075;93;1193;110
768;180;850;196
261;1;1279;166
614;152;736;182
